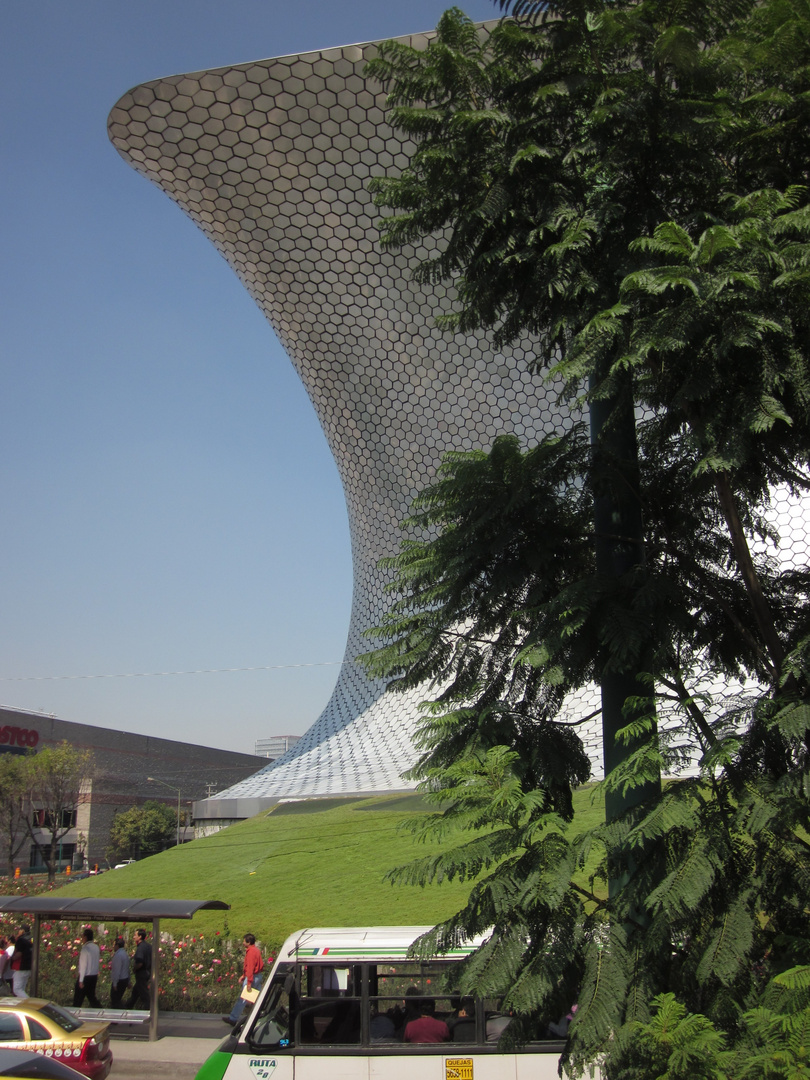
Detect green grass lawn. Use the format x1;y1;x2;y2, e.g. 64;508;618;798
56;787;606;953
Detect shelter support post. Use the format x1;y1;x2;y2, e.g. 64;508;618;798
150;917;159;1042
32;914;41;997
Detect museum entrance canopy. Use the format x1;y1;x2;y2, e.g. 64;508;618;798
0;896;230;1040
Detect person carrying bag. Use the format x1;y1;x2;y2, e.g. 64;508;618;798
224;933;265;1026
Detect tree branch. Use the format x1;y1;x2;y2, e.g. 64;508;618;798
714;470;785;680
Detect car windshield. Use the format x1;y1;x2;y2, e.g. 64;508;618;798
38;1003;83;1033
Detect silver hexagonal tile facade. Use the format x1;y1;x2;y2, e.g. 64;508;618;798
108;29;600;811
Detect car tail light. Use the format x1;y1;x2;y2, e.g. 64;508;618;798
80;1037;101;1062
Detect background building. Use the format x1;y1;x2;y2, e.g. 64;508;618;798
0;705;266;872
255;735;301;760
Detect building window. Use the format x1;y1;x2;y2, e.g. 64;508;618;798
29;843;75;870
31;808;77;830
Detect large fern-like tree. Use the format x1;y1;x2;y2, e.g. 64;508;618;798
361;0;810;1073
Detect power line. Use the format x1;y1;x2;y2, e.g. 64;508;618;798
0;660;355;683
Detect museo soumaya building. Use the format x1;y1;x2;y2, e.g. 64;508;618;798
107;23;598;827
107;27;807;826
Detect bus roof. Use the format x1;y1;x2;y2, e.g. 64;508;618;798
276;926;487;962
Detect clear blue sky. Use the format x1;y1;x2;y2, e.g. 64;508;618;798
0;0;496;755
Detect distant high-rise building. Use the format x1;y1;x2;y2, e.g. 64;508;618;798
255;735;302;761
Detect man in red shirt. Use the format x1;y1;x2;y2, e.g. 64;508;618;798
224;933;266;1026
404;1000;451;1043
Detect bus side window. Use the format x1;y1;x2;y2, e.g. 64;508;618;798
297;963;362;1045
369;961;460;1044
304;964;356;997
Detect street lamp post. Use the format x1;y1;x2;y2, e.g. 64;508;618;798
146;776;182;848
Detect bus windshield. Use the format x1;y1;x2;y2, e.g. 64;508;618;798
248;966;295;1050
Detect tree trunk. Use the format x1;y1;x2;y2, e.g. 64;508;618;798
590;370;662;899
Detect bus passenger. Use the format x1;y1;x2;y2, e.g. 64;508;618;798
369;1006;397;1043
391;985;420;1036
486;1012;513;1042
448;997;476;1042
404;999;450;1043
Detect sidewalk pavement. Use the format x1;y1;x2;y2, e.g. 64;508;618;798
108;1012;229;1079
111;1035;223;1076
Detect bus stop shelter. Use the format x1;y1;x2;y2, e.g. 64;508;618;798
0;895;230;1040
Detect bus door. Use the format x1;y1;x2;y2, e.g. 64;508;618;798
231;968;297;1080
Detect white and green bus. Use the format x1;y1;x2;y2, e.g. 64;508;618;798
195;926;578;1080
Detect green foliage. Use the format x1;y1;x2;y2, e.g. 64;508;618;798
565;190;810;492
0;755;32;873
611;968;810;1080
23;743;95;883
368;1;801;350
365;431;595;816
0;745;96;881
362;0;810;1075
107;800;177;861
361;431;810;1067
610;993;732;1080
372;707;810;1074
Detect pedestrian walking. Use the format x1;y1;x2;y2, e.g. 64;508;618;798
223;933;266;1026
11;926;32;998
110;937;130;1008
73;927;101;1008
2;937;14;994
125;929;152;1010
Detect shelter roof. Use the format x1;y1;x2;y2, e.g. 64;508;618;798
0;897;229;920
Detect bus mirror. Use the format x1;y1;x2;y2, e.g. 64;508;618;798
285;973;295;994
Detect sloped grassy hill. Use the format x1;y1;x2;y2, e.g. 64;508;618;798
57;789;604;951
